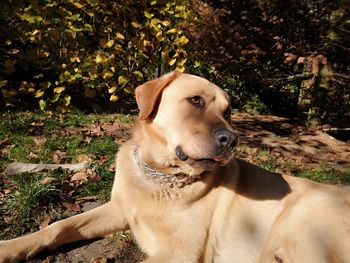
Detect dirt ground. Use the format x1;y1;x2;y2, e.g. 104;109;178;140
232;112;350;170
27;112;350;263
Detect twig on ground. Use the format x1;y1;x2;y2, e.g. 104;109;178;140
4;161;90;176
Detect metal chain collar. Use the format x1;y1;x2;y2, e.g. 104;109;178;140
132;145;201;188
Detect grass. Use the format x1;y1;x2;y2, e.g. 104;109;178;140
1;109;349;244
296;167;350;185
0;110;128;239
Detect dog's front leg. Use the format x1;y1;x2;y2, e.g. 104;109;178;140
0;201;128;262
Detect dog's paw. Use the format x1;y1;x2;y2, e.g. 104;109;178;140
0;240;15;263
0;239;37;263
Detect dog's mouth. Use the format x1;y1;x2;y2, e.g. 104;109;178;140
175;146;234;170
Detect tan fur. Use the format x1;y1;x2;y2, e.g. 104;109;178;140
1;72;350;263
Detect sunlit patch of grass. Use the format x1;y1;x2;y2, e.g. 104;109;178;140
0;110;126;241
78;155;115;202
9;144;33;162
0;170;69;239
39;136;84;162
258;159;280;172
87;137;118;156
295;167;350;185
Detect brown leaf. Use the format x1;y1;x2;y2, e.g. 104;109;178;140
34;137;46;147
76;196;97;203
71;170;89;182
29;152;38;160
90;257;107;263
77;154;95;163
108;163;116;173
62;202;81;212
0;136;10;148
41;176;57;185
3;189;12;195
31;121;44;127
39;214;51;230
49;150;67;164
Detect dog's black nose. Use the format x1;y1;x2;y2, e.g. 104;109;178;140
214;129;237;148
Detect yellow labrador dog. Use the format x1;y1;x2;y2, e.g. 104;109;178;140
1;72;350;263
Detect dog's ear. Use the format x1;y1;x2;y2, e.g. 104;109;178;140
135;71;181;120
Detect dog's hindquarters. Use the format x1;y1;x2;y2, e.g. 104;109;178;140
0;202;128;262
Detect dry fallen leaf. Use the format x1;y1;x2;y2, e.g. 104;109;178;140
41;176;57;185
49;150;67;164
34;137;47;147
39;214;51;230
76;154;95;163
76;196;97;203
29;152;38;160
0;137;10;147
71;170;89;182
70;169;100;184
90;257;107;263
62;202;81;212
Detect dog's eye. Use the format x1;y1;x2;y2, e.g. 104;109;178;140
187;96;205;108
223;107;232;121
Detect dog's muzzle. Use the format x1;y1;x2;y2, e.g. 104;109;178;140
176;146;189;161
175;129;237;169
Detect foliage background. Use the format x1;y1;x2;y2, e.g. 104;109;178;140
1;0;349;124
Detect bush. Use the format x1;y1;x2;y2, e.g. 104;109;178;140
0;0;195;112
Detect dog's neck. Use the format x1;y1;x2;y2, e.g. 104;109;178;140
132;145;202;188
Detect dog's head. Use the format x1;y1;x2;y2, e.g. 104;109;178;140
135;72;237;175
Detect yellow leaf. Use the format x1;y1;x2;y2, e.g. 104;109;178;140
72;2;83;8
38;49;50;57
0;80;8;88
177;58;187;66
19;81;36;93
176;65;185;72
156;31;162;38
32;29;40;35
161;20;171;26
144;11;154;19
103;71;113;79
110;94;118;102
123;86;133;94
108;86;117;93
62;95;71;106
8;49;19;54
106;40;114;48
70;56;81;62
166;28;177;34
143;40;151;47
2;89;17;98
131;21;141;28
39;81;51;89
118;75;129;85
132;71;143;79
58;104;70;113
39;99;46;110
116;32;125;40
95;52;107;64
175;35;189;45
54;87;65;93
35;89;45;98
100;39;114;48
50;93;60;103
168;57;177;66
